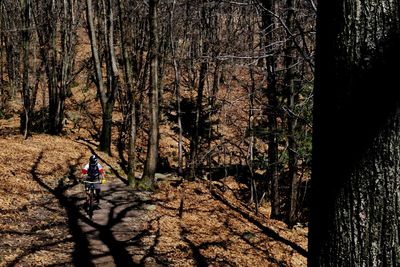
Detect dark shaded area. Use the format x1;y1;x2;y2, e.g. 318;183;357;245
310;1;400;264
165;97;219;141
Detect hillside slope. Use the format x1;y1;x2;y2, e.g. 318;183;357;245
0;131;307;266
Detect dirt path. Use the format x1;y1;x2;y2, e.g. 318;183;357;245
0;135;164;266
65;179;157;266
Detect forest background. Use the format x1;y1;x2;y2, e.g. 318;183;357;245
0;0;316;224
0;0;316;266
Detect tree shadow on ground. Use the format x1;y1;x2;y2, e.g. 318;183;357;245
19;149;157;267
180;227;230;266
5;149;307;266
210;189;308;257
150;182;307;266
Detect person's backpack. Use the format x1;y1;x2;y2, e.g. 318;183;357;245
87;164;100;180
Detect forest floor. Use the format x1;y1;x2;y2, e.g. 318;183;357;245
0;118;308;266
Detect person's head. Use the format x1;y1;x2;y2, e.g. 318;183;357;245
89;155;98;166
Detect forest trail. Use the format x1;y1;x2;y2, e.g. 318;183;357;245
65;179;156;266
0;134;161;266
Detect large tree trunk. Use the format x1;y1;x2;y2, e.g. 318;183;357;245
142;0;160;187
309;0;400;265
86;0;106;147
99;0;119;155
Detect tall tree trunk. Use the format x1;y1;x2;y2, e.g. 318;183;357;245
142;0;160;187
189;0;209;180
309;0;400;265
47;0;58;134
58;0;78;133
190;60;207;180
118;0;137;186
249;66;258;213
86;0;117;155
21;0;31;139
260;0;281;220
100;0;119;154
86;0;106;141
169;0;183;176
127;101;137;186
285;0;299;227
176;64;183;176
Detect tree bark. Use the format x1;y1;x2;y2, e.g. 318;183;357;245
189;0;209;180
190;60;207;180
118;0;137;186
21;0;31;139
86;0;118;155
169;0;183;176
260;0;281;220
285;0;299;227
142;0;160;187
309;0;400;265
58;0;78;133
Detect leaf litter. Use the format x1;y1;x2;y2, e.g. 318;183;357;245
0;134;307;266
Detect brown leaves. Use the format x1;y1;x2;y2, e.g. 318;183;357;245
149;177;308;266
0;134;307;266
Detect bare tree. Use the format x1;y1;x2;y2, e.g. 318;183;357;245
259;0;281;219
20;0;32;139
169;0;184;176
116;0;149;186
285;0;299;227
1;1;22;98
86;0;119;155
32;0;79;134
141;0;160;187
118;0;137;185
